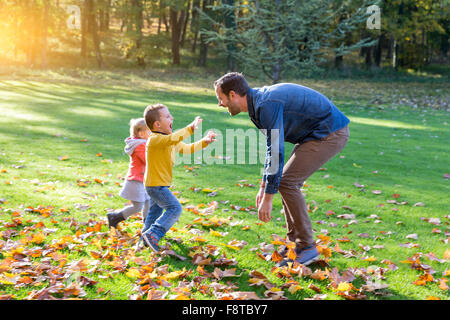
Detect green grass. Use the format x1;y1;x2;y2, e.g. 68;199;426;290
0;69;449;300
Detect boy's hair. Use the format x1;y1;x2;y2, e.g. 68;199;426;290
214;72;250;97
129;118;148;138
143;103;167;131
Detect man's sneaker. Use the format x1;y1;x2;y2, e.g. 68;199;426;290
141;232;160;252
276;245;320;267
107;212;125;229
263;246;295;260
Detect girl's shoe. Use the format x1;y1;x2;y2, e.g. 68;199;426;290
107;212;125;229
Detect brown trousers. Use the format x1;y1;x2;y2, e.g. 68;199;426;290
278;126;349;250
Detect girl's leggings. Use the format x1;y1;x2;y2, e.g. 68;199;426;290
120;200;150;220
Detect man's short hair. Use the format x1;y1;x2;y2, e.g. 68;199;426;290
143;103;166;131
214;72;250;97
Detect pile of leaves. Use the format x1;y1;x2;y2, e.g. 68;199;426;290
1;196;448;300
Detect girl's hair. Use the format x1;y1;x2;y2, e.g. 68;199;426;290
129;118;148;138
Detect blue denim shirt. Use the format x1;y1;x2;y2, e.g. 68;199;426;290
247;83;350;194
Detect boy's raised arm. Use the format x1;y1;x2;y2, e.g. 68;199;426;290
176;130;216;154
149;126;194;147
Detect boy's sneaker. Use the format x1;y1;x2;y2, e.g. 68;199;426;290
276;245;320;267
141;232;160;252
107;212;125;229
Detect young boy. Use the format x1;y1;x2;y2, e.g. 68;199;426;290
139;103;215;252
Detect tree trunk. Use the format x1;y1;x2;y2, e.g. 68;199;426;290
198;32;208;67
223;0;237;71
99;0;111;31
190;0;200;53
180;0;191;48
41;0;50;68
374;34;384;67
170;6;186;65
81;2;88;58
334;55;343;69
26;1;38;66
365;46;373;68
393;39;398;70
131;0;145;67
86;0;103;67
197;0;212;66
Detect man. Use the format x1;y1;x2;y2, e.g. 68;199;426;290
214;72;350;266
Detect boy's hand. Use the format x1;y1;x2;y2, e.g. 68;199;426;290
203;131;216;145
190;116;203;131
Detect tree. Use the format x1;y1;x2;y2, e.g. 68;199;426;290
85;0;103;67
197;0;213;67
169;0;188;65
202;0;376;83
382;0;446;69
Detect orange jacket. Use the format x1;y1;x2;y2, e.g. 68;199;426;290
124;138;146;182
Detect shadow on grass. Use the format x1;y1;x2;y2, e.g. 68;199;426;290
1;80;448;210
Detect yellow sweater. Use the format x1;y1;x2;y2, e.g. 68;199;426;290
144;126;207;187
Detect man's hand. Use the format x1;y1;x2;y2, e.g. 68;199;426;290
258;193;273;223
203;131;216;145
256;183;265;208
190;116;203;131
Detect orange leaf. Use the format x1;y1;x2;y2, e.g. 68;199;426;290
271;250;283;263
287;248;297;260
310;270;327;281
438;278;448;291
444;250;450;261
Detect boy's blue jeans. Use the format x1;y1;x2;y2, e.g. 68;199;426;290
142;186;182;240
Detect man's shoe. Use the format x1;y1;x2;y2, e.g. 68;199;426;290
263;246;288;259
276;245;320;267
107;212;125;229
141;232;160;252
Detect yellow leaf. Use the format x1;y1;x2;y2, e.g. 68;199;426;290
31;232;45;244
288;284;303;294
162;269;185;281
209;229;224;237
362;256;377;262
193;237;207;243
126;268;141;279
444;250;450;261
336;282;353;292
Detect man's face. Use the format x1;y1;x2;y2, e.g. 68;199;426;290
215;86;241;116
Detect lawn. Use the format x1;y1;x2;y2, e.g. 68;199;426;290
0;68;448;300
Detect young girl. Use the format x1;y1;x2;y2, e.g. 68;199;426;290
107;118;151;229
